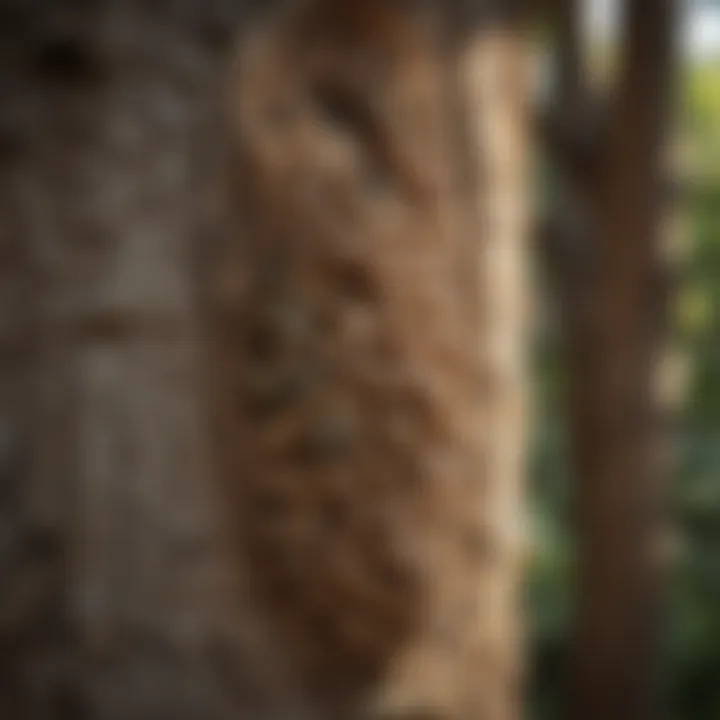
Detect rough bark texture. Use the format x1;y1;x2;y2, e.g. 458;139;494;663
0;2;253;717
1;1;530;718
201;2;530;719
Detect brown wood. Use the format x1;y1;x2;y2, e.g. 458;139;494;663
566;2;679;719
1;2;531;718
201;2;531;718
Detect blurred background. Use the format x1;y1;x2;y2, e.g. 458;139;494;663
529;2;720;718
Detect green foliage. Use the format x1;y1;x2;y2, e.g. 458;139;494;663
671;63;720;713
684;62;720;164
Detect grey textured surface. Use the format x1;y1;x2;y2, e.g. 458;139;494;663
0;2;251;716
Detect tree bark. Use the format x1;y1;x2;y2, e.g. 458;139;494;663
0;2;253;717
200;1;530;719
1;1;531;718
567;2;679;719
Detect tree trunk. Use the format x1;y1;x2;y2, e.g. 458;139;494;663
1;1;531;718
200;2;530;719
0;2;253;717
567;2;679;719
